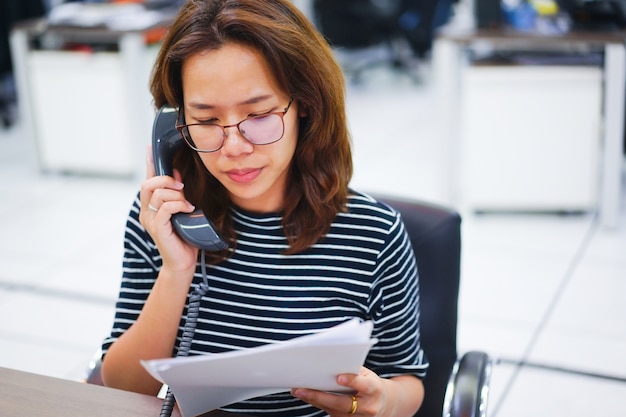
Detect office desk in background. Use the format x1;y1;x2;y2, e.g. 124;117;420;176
433;29;626;229
10;18;172;178
0;367;242;417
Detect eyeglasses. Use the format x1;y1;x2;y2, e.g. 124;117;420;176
176;97;294;153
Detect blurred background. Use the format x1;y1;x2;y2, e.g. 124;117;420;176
1;0;625;416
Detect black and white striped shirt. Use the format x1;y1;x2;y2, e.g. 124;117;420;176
102;191;428;417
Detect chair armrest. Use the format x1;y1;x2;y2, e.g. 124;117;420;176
442;351;492;417
84;349;104;386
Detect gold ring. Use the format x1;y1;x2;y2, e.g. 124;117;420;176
349;395;358;415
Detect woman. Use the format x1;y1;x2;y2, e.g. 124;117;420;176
100;1;427;416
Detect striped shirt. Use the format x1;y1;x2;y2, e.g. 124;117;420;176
102;191;428;417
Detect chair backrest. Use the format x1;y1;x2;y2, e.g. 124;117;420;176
312;0;403;48
375;195;461;417
311;0;452;57
89;194;462;417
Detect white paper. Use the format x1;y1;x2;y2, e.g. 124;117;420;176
141;319;377;417
48;3;168;30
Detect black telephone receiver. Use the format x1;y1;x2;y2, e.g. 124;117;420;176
152;106;227;251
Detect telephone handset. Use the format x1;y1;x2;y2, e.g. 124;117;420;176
152;106;227;251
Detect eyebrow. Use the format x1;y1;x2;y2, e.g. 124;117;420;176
186;94;275;110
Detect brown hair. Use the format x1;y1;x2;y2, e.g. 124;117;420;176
150;0;352;255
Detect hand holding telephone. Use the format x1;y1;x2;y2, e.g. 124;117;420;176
151;106;227;251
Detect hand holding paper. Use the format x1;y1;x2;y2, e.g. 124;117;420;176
141;318;377;417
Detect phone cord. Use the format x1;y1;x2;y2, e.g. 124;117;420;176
159;250;210;417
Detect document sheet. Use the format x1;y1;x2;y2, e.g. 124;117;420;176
141;318;377;417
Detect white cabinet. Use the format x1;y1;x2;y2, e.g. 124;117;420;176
433;31;625;227
30;51;143;175
459;65;602;211
11;23;162;178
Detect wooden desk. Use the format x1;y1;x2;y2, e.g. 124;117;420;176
0;367;238;417
432;29;626;228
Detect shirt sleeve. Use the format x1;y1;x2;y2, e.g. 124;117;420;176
366;210;429;379
101;193;161;355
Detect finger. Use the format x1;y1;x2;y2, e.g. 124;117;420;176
337;367;375;395
140;176;185;217
146;144;156;179
291;389;355;415
149;188;194;214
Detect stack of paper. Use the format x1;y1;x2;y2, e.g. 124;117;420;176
48;3;167;30
141;318;377;417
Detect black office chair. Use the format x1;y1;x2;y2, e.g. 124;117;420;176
0;0;46;128
86;196;491;417
311;0;453;82
373;195;491;417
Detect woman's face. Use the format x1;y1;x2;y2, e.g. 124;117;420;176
181;43;298;213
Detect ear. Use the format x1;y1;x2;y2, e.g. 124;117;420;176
294;99;307;118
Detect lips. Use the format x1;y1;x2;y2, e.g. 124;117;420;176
226;168;262;183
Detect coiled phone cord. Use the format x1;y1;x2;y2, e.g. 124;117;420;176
160;250;210;417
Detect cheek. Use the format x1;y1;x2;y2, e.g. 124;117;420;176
197;153;219;176
282;117;300;155
279;130;298;167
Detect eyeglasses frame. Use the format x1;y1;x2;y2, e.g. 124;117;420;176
176;97;294;153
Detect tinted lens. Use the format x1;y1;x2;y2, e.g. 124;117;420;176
185;124;225;152
240;114;284;144
182;112;286;152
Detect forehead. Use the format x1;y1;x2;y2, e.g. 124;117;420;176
181;43;285;106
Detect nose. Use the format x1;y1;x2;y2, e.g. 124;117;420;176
220;125;254;156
